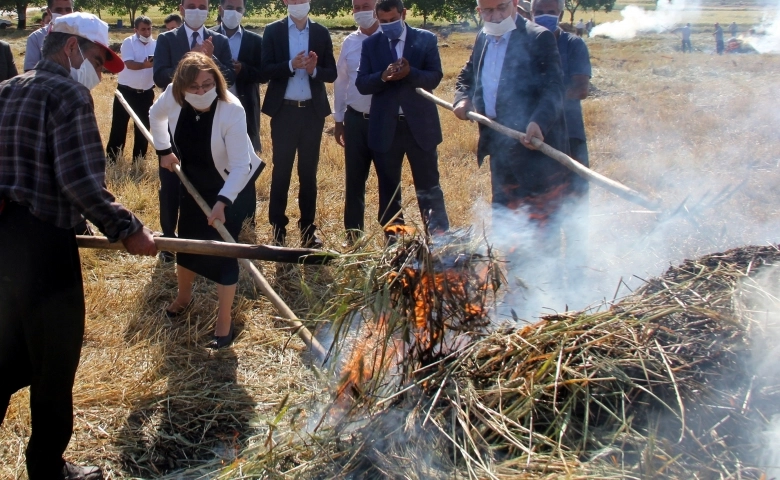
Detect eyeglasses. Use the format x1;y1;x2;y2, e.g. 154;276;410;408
480;1;513;16
186;81;215;93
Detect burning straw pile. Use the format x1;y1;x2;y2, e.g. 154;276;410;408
236;234;780;479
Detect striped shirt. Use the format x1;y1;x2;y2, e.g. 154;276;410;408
0;60;143;242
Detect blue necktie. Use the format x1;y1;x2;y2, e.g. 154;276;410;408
190;31;199;49
390;39;400;62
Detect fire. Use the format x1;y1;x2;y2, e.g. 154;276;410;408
505;182;571;227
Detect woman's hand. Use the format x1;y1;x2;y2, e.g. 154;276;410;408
207;201;226;227
160;153;180;172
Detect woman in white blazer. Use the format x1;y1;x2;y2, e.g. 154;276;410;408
150;52;263;349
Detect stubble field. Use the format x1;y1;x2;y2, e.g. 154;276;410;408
1;6;780;477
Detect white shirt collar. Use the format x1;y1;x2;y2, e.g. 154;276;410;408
183;23;205;41
288;16;309;31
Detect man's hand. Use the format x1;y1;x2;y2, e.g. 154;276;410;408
382;58;409;82
305;51;318;75
233;60;242;76
291;50;307;70
192;37;215;57
522;122;544;150
142;59;153;69
334;122;345;147
122;226;157;256
160;153;180;172
453;99;473;121
207;201;226;226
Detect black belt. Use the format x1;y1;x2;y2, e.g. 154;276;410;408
283;99;313;107
118;84;153;94
346;105;370;119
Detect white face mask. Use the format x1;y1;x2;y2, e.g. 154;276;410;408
69;45;100;90
184;8;209;30
138;34;152;43
221;9;243;29
482;14;517;37
49;12;62;23
185;87;218;110
353;11;377;30
287;2;310;21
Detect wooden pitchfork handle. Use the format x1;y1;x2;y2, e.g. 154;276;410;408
415;88;662;211
114;90;328;361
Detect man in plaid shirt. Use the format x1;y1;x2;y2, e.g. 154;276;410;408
0;13;156;480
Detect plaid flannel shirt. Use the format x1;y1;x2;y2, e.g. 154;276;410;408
0;60;142;242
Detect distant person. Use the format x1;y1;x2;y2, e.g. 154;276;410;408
729;21;737;37
586;18;594;36
153;0;235;262
333;0;381;245
24;0;73;72
1;13;156;480
164;13;182;30
261;0;337;248
576;18;584;36
40;11;51;28
0;40;18;82
517;0;531;20
106;16;156;163
356;0;450;237
681;22;692;52
714;22;724;54
532;0;591;280
150;53;263;349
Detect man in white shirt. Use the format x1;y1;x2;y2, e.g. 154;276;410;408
23;0;73;72
333;0;381;244
106;16;157;163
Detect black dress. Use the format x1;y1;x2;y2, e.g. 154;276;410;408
173;99;252;285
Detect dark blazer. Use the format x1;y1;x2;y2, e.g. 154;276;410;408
0;41;18;82
153;26;236;89
260;17;337;119
356;24;443;154
454;17;570;192
211;25;267;151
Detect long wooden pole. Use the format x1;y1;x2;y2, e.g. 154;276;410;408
76;235;337;264
415;88;662;211
114;91;327;361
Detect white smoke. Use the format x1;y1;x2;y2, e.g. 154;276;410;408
590;0;698;40
745;6;780;53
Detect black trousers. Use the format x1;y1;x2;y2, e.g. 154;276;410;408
373;118;449;233
159;165;181;239
106;84;155;162
0;202;85;479
268;104;325;237
343;107;377;233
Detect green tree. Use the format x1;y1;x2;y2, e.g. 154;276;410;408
451;0;481;27
565;0;615;24
406;0;456;26
107;0;153;25
0;0;41;30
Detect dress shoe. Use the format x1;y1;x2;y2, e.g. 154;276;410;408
208;322;234;350
165;299;193;318
62;462;103;480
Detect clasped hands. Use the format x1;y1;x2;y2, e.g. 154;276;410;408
190;37;215;58
292;50;318;75
381;58;410;82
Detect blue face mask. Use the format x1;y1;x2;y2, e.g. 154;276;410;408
382;19;404;40
534;14;559;32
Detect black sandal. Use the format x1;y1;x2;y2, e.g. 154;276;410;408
208;322;234;350
165;299;193;318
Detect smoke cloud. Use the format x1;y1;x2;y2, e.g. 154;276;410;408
745;5;780;53
590;0;699;40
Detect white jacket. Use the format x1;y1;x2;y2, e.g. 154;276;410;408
149;84;264;203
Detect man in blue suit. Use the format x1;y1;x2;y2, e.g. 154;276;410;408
356;0;449;235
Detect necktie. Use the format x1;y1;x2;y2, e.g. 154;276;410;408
390;39;400;62
190;31;199;49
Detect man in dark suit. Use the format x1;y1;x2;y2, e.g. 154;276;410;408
261;0;337;248
453;0;569;219
0;40;18;82
355;0;449;235
211;0;265;151
152;0;235;261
